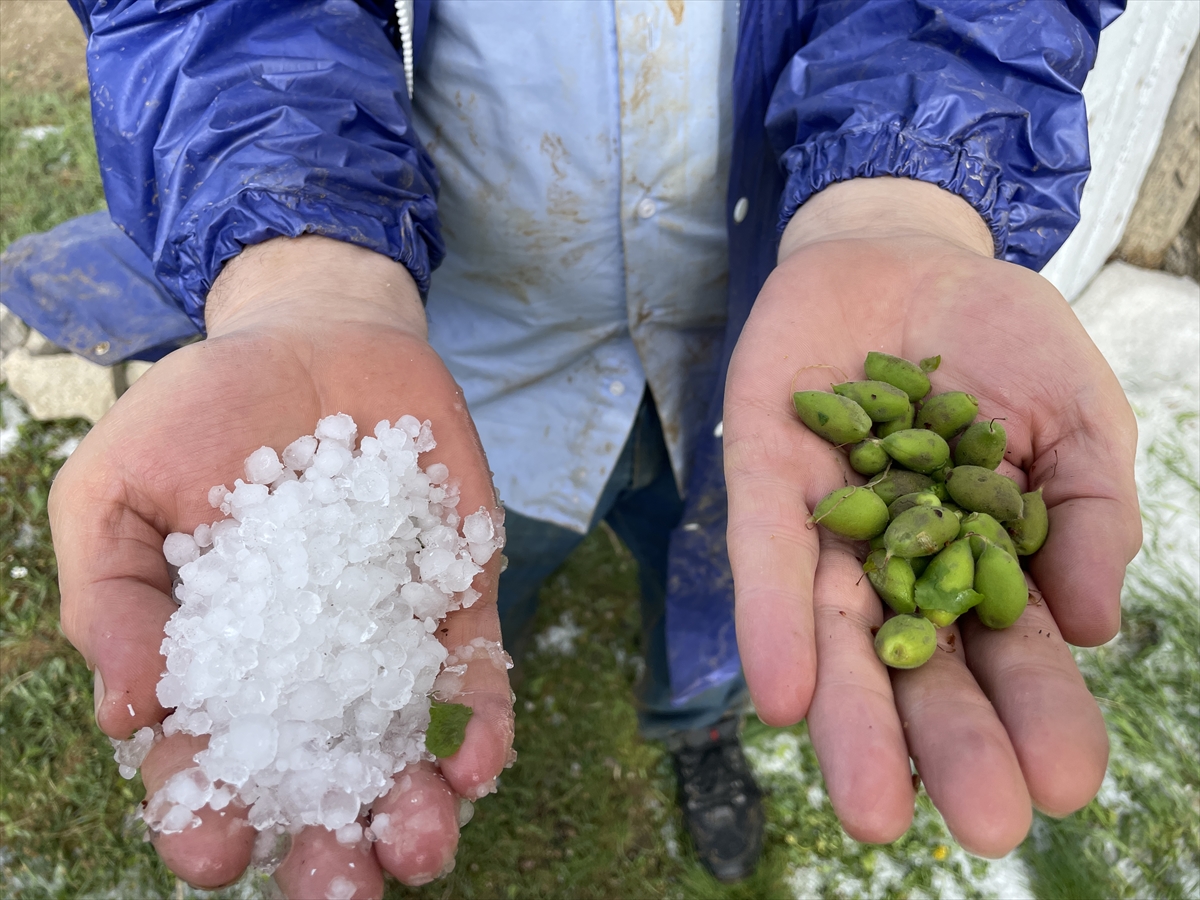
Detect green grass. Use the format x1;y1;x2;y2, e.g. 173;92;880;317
3;80;1198;900
0;87;106;249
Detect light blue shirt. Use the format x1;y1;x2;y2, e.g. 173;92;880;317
415;0;736;532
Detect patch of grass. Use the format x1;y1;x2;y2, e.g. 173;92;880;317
0;86;106;251
0;411;179;899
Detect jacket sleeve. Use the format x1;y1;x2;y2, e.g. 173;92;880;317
67;0;443;330
766;0;1125;271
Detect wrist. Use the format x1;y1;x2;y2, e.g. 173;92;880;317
205;236;427;339
778;177;995;264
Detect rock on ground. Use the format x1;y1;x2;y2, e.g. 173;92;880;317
1;346;117;425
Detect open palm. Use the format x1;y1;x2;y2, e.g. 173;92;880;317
50;254;513;897
724;231;1141;855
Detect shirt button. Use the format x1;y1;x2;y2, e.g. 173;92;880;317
636;198;657;219
733;197;749;224
609;380;626;396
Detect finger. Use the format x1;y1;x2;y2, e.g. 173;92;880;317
370;761;461;886
725;391;843;725
316;333;516;795
1024;370;1141;646
1029;492;1139;646
804;539;915;843
140;733;256;889
891;625;1032;858
960;586;1108;817
273;823;383;900
433;598;516;800
49;452;178;737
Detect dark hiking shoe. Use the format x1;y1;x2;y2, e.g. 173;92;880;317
669;716;764;883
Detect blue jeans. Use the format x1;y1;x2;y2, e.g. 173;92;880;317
497;391;748;740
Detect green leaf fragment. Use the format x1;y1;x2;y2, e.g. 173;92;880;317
919;355;941;373
426;700;473;758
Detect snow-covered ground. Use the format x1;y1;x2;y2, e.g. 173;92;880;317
1072;262;1200;582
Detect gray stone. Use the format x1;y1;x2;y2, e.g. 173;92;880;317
22;328;67;356
0;304;28;355
1;346;117;423
115;360;154;397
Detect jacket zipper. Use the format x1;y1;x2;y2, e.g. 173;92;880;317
394;0;415;99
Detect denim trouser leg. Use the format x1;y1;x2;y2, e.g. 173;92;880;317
497;392;748;740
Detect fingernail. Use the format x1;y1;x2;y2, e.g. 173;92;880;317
93;668;105;723
457;798;474;827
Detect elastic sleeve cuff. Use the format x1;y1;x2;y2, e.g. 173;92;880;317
777;122;1011;259
161;190;440;332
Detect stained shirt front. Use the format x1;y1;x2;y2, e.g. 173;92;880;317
414;0;736;532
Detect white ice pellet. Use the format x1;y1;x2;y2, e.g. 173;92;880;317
141;415;504;842
110;725;160;780
314;413;357;447
193;522;213;548
244;446;285;484
326;876;357;900
158;804;201;834
208;484;229;509
313;441;352;477
282;434;318;470
163;767;213;811
163;532;200;567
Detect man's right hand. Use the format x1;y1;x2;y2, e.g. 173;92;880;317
50;236;514;898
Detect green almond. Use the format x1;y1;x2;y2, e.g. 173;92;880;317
811;486;889;540
793;391;872;444
874;615;937;669
832;381;911;423
863;352;932;402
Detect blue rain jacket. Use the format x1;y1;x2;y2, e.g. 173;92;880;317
4;0;1123;702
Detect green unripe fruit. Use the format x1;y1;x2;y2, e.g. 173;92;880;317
958;512;1018;560
832;381;912;422
931;463;953;483
915;539;983;616
810;486;889;540
864;550;916;614
945;465;1024;522
794;391;872;444
921;608;959;628
870;470;935;505
869;534;887;552
863;352;931;401
874;615;938;669
1007;487;1049;555
888;491;941;520
876;402;915;438
915;391;979;440
849;439;890;476
881;429;951;474
974;543;1029;629
929;481;950;503
884;505;960;558
909;555;931;578
954;420;1008;469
